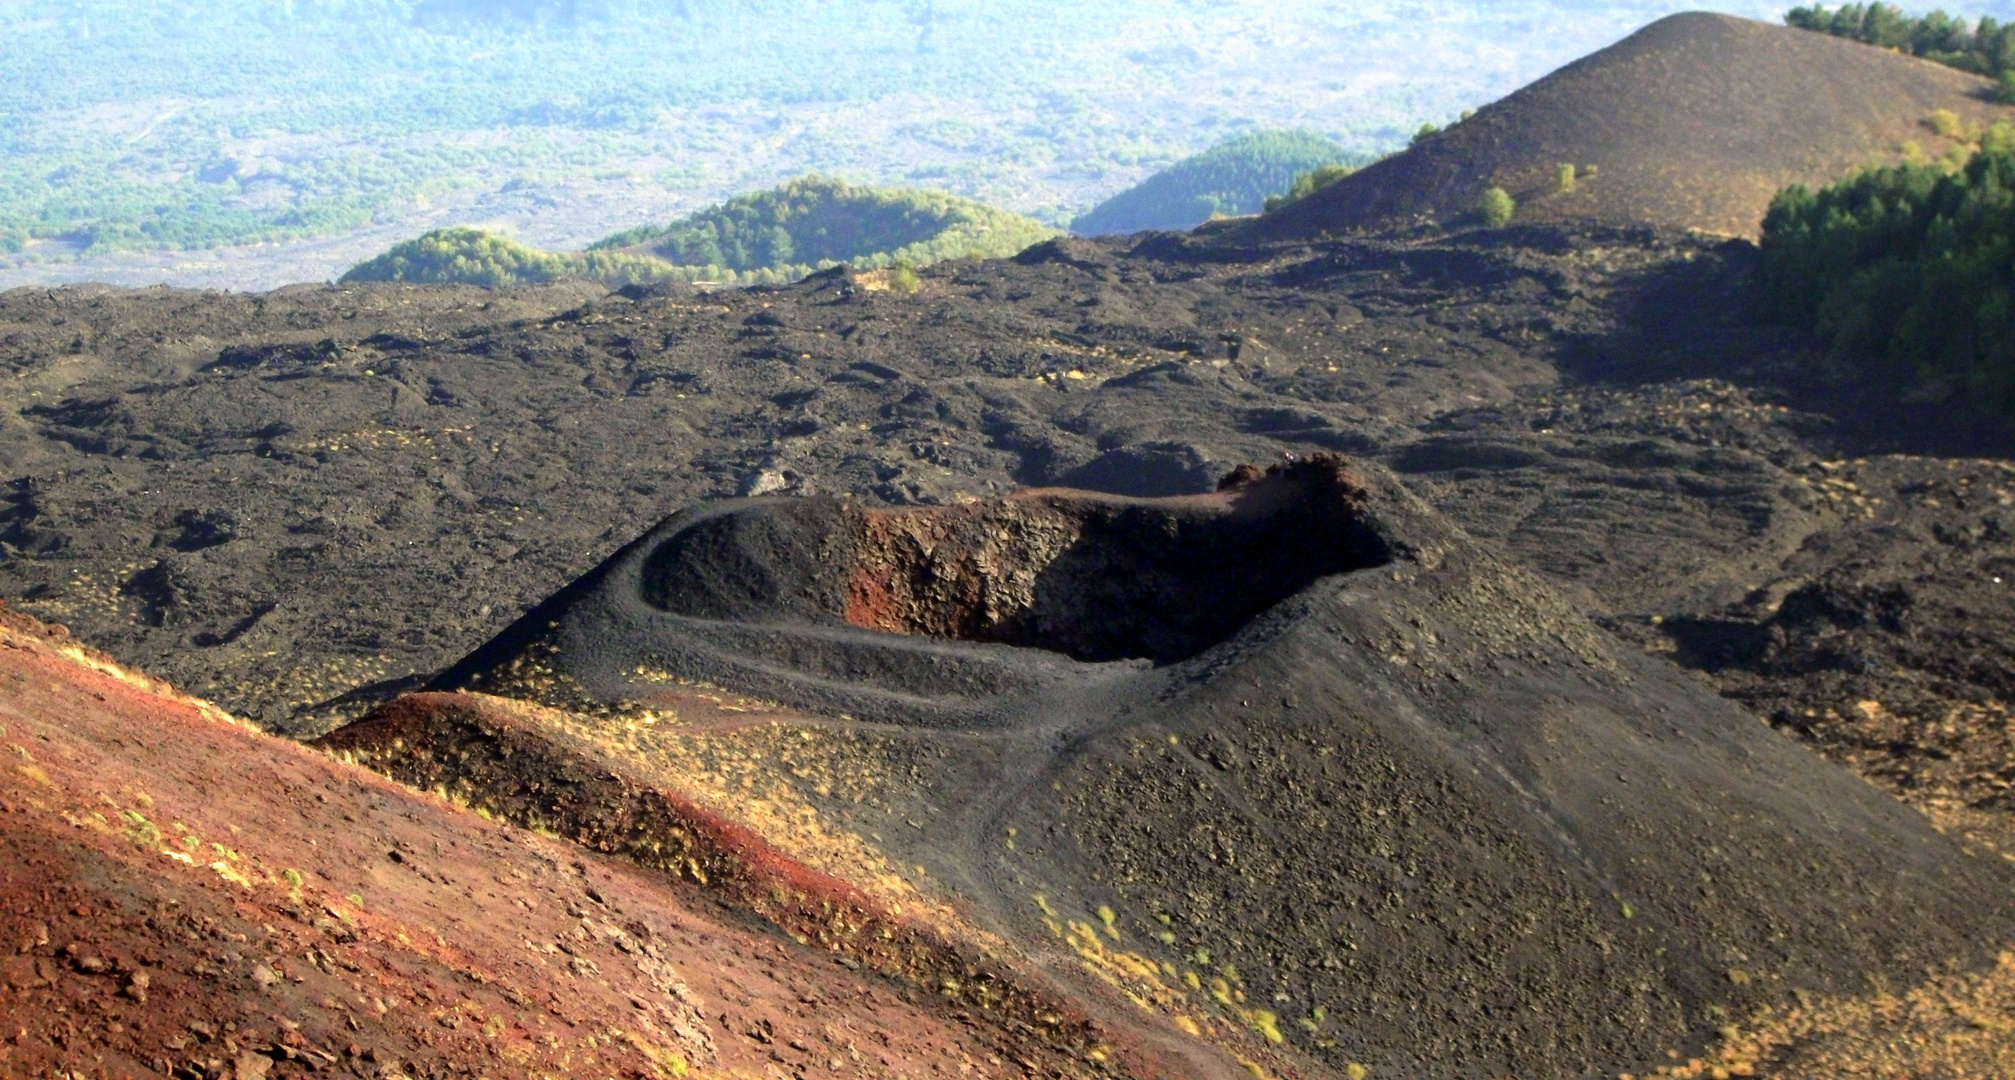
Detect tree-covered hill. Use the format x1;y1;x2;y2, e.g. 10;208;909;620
1070;130;1363;236
340;226;676;288
344;177;1056;287
593;176;1056;274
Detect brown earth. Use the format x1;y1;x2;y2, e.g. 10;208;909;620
1245;12;2014;240
0;601;1133;1080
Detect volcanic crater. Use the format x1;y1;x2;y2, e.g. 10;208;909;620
644;456;1389;664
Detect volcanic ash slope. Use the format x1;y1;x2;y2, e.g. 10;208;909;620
1249;11;2012;240
327;457;2015;1080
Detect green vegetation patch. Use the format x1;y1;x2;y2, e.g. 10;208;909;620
346;176;1055;288
1072;130;1362;235
1787;4;2015;99
1262;164;1360;215
595;175;1054;275
341;226;735;288
1759;139;2015;414
1479;187;1517;228
343;227;578;288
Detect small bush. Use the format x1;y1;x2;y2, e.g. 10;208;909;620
1479;186;1516;227
1927;108;1964;138
1412;122;1440;146
1555;163;1577;193
888;261;921;294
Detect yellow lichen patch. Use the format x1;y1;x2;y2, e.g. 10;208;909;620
1673;951;2015;1079
1053;913;1200;1026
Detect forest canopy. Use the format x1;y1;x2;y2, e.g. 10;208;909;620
1785;4;2015;91
1071;130;1362;235
594;176;1055;273
1758;144;2015;415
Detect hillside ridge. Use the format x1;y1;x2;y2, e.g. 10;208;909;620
1246;10;2012;240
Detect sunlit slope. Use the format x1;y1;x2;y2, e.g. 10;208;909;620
1071;130;1358;235
1247;11;2011;239
343;178;1057;287
595;176;1057;276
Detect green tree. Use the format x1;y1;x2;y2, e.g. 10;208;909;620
1479;187;1516;227
1788;5;2015;80
339;226;570;287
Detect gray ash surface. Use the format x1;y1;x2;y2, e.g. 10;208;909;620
2;226;2012;852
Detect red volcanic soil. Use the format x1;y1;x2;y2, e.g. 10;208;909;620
311;692;1163;1078
0;604;1103;1080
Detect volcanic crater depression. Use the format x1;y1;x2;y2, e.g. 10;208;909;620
643;457;1391;664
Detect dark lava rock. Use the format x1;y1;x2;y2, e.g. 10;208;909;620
410;456;2015;1080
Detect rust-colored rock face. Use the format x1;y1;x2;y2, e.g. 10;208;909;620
838;457;1381;662
629;457;1386;669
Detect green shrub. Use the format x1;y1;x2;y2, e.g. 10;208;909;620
1556;163;1578;194
1479;187;1516;227
888;261;921;294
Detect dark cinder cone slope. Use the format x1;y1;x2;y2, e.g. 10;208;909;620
338;457;2015;1080
1247;11;2010;239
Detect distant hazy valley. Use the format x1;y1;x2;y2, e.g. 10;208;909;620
0;0;1808;291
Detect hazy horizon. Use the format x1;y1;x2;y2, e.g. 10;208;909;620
0;0;2005;290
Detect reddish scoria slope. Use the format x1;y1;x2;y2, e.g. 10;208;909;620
0;602;1103;1080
